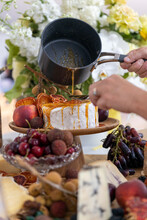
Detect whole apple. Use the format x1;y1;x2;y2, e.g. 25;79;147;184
13;105;39;128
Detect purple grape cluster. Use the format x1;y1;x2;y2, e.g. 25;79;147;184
103;125;146;177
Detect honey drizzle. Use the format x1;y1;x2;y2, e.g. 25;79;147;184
71;69;75;95
95;106;98;126
78;105;80;129
85;102;90;128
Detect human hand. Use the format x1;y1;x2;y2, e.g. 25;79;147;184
89;75;144;114
120;47;147;78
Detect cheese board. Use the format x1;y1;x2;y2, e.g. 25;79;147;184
9;118;119;135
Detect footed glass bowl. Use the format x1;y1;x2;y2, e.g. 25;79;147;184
2;137;82;175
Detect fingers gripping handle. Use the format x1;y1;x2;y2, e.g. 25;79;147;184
119;54;147;63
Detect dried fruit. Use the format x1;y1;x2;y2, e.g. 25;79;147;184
48;86;57;95
49;94;67;103
37;93;51;117
15;97;36;108
13;175;27;186
73;89;82;95
20;171;37;184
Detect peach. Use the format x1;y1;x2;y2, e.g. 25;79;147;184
13;105;38;128
116;179;147;208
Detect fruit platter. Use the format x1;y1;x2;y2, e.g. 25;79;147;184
1;120;147;220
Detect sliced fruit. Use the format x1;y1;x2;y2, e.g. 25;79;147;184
15;97;36;108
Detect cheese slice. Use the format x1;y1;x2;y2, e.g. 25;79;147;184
1;176;34;217
78;166;112;220
89;160;127;187
0;155;20;174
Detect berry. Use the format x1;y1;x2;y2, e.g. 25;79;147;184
112;208;124;217
27;153;35;159
50;201;67;218
109;183;116;202
98;108;109;122
66;147;75;154
20;136;29;143
10;142;19;153
5;144;11;152
31;146;44;157
7;149;14;156
14;137;21;143
29;138;40;146
40;133;48;145
138;175;147;183
30;116;44;129
18;142;30;156
44;146;51;155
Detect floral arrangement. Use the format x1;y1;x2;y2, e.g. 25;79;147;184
0;0;147;102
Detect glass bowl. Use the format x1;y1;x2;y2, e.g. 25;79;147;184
1;137;82;175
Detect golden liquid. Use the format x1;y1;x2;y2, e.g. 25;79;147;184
71;69;75;95
85;102;90;128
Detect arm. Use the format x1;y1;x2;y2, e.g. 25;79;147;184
120;47;147;78
89;75;147;120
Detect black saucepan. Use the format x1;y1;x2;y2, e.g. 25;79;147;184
38;17;126;85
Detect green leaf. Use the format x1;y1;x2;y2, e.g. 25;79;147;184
122;72;129;79
5;87;23;102
14;75;27;87
79;75;94;95
5;75;28;102
5;39;19;69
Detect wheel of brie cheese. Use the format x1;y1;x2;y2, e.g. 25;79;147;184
42;100;99;130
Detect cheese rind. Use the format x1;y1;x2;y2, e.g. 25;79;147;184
42;101;98;130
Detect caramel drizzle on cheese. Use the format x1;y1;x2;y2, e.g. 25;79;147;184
95;106;98;126
42;100;92;129
85;102;90;128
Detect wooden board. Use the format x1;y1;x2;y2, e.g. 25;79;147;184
9;118;119;135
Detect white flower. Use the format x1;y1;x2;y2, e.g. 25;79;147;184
127;76;147;91
92;29;130;81
78;6;101;28
9;25;41;63
61;0;104;28
26;0;61;24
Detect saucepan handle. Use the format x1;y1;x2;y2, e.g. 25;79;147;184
91;52;147;71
